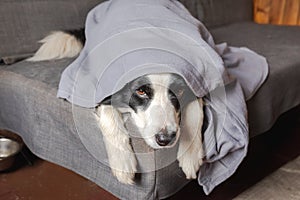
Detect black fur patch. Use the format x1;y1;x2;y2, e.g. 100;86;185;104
168;74;194;110
101;74;194;114
65;28;86;45
101;76;154;112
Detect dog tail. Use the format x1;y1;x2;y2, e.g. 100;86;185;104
28;28;85;62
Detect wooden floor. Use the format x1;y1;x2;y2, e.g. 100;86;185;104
0;158;117;200
234;155;300;200
0;106;299;200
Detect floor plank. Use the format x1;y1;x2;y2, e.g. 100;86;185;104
234;156;300;200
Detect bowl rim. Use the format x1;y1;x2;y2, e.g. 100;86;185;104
0;137;23;159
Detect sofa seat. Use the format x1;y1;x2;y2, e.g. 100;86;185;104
1;20;300;198
1;0;300;199
210;22;300;136
0;58;191;199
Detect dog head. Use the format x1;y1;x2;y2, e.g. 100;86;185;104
101;73;195;149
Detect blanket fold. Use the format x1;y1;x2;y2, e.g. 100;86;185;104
57;0;268;194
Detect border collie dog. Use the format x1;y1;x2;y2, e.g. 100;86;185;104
29;30;204;185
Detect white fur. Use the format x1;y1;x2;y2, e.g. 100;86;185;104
28;31;83;61
177;98;204;179
130;74;180;149
30;30;204;183
95;75;204;183
95;105;137;185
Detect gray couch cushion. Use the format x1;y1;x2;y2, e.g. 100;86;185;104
179;0;253;28
0;59;189;199
0;0;105;58
1;1;299;198
210;22;300;136
0;0;252;59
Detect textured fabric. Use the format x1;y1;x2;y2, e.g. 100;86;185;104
0;0;252;59
210;22;300;136
178;0;205;22
57;0;268;194
0;0;299;199
0;0;105;58
180;0;253;28
0;53;34;65
1;20;300;197
0;59;174;200
57;0;229;107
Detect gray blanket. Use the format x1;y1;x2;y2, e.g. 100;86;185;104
57;0;268;194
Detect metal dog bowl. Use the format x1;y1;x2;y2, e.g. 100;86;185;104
0;137;23;171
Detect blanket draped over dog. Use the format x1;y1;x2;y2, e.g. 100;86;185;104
57;0;268;194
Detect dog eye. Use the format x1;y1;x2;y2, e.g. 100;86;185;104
136;88;147;97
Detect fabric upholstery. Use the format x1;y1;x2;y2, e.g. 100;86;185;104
1;20;300;197
210;22;300;136
180;0;253;28
0;59;189;199
56;0;267;194
0;0;252;58
0;0;105;58
0;0;300;199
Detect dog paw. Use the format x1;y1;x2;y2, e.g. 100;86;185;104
178;155;203;179
112;169;136;185
177;146;204;179
109;150;137;185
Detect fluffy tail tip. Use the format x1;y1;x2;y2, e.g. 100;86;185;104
28;31;83;62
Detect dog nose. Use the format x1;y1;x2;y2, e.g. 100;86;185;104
155;131;176;146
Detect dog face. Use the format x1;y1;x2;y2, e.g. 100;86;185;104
102;73;195;149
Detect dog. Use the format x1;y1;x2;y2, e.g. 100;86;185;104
29;29;204;185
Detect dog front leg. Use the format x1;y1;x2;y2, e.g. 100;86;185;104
95;105;137;185
177;98;204;179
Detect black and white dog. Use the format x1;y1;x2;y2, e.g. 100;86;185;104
29;30;204;184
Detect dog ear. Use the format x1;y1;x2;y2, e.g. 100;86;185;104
100;86;133;109
94;104;137;184
177;98;204;179
101;94;131;109
180;98;204;140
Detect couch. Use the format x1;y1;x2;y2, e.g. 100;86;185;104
0;0;299;199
